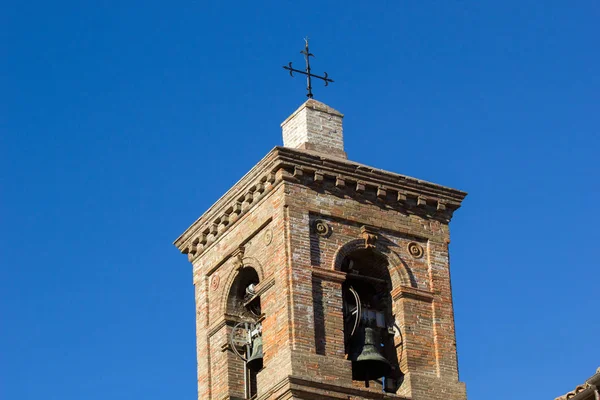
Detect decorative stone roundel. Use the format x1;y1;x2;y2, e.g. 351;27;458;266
263;229;273;246
407;242;424;259
313;219;331;237
210;274;220;291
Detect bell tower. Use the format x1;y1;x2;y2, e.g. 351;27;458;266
174;99;468;400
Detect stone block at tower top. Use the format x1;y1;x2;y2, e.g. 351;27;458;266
281;99;347;159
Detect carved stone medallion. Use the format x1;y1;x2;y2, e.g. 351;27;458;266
210;274;220;291
263;229;273;246
407;242;424;259
313;219;331;237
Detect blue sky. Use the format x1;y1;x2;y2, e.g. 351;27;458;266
1;1;598;399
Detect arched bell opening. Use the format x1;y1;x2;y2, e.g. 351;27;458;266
341;249;403;393
226;267;262;319
226;267;263;399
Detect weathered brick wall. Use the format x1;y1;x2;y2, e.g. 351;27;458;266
282;172;466;400
177;144;467;400
281;106;308;149
191;183;295;399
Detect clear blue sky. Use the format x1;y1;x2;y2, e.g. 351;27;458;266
2;1;598;399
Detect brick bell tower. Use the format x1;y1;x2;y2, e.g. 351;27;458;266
174;99;468;400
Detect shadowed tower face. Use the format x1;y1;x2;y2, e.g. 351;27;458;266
174;99;468;400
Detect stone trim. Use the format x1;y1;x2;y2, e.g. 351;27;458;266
207;317;229;338
254;276;275;297
312;267;346;283
206;311;261;339
391;286;435;302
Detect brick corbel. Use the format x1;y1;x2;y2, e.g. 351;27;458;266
242;191;254;211
186;231;208;262
207;223;218;243
293;166;304;178
254;182;265;199
218;215;229;233
313;170;324;184
355;181;365;193
397;192;407;202
229;202;242;223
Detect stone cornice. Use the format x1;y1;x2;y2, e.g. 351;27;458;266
173;146;467;259
275;146;466;205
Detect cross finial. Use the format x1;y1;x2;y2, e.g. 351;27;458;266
283;38;334;99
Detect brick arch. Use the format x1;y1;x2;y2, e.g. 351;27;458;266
239;256;265;280
332;238;415;289
220;256;265;317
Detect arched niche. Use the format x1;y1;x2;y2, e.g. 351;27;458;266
220;255;265;318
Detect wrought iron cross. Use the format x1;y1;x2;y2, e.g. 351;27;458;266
283;38;334;99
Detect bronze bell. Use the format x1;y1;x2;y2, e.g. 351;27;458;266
246;335;263;372
349;326;391;381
